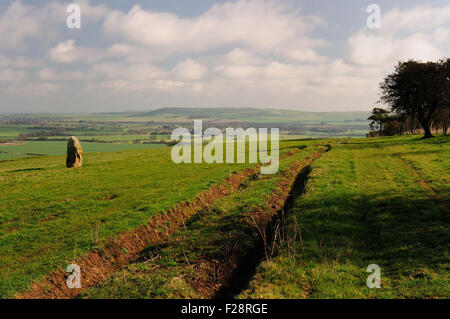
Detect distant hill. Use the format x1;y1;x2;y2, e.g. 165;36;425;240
131;107;370;124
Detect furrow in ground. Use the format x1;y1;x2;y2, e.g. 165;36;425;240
16;149;301;299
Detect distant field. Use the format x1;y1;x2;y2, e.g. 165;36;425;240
1;107;370;124
128;107;370;124
0;108;371;150
0;141;165;161
0;125;34;139
26;135;167;142
7;108;369;124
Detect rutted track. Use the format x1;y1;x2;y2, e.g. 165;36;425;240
198;147;328;298
16;149;300;299
115;146;328;299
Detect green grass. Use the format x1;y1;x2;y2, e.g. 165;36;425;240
238;135;449;299
2;108;370;124
132;107;370;124
81;145;323;299
26;135;170;142
1;109;370;149
0;139;301;298
0;125;33;139
1;134;448;299
0;146;256;298
0;141;166;161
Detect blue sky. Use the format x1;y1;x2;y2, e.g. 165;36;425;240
0;0;449;113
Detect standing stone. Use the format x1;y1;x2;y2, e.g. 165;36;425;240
66;136;83;168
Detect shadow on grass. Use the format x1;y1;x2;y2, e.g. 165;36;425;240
136;164;449;298
214;165;313;298
285;145;307;151
11;167;44;172
340;135;449;150
295;191;449;282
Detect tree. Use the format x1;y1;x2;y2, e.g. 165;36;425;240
380;59;450;139
442;58;450;135
368;107;390;136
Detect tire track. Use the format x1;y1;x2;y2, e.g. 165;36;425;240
15;149;300;299
149;147;327;299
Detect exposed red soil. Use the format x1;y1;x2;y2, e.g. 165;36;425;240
16;149;300;299
184;148;327;298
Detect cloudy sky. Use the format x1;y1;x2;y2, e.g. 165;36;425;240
0;0;449;113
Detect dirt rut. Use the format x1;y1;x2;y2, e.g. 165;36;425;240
16;149;299;299
185;147;327;298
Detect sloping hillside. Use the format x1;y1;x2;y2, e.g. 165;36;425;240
239;135;450;298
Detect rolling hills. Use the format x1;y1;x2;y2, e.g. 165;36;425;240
130;107;370;124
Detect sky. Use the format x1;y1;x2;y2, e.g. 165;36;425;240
0;0;449;113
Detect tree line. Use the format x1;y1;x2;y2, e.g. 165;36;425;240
368;58;449;138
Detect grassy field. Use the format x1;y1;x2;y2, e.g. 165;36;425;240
238;135;449;298
80;143;325;298
79;136;449;299
1;108;369;124
0;134;448;299
0;125;34;139
0;146;255;297
0;141;166;161
27;134;173;143
0;140;303;298
0;108;370;146
131;108;369;124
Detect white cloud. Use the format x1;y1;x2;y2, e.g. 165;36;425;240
102;1;326;62
220;48;265;66
0;55;41;68
48;39;103;63
348;4;450;67
37;68;92;81
382;5;450;34
172;59;208;81
348;31;445;67
12;56;42;68
210;53;375;96
37;68;56;81
92;62;166;81
75;0;109;23
48;40;77;63
99;79;203;94
5;82;59;96
1;1;449;112
0;0;108;52
0;68;27;82
0;1;40;50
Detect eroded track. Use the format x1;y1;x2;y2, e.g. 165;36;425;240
16;149;301;299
